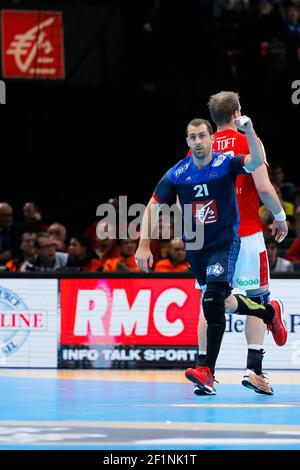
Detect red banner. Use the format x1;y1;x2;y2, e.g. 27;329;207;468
1;10;65;79
60;279;200;346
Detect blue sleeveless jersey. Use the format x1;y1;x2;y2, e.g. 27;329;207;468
153;152;248;247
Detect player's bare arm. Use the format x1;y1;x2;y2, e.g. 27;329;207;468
252;165;288;243
135;196;159;272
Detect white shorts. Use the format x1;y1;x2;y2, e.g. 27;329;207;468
233;231;270;290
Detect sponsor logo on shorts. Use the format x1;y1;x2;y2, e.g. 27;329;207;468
207;263;224;277
236;278;259;287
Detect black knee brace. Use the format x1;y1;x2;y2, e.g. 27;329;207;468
203;282;229;324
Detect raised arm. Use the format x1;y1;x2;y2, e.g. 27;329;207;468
234;116;265;172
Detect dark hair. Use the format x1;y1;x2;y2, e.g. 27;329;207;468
70;234;93;257
117;237;137;247
21;231;37;241
186;118;213;136
35;232;51;249
24;201;41;212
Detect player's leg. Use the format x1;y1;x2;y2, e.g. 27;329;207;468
233;232;272;394
224;293;287;347
185;281;230;395
186;237;287;395
184;250;215;393
197;309;207;366
193;283;208;395
243;286;273;394
185;238;240;395
193;239;287;395
194;287;273;395
194;280;207;367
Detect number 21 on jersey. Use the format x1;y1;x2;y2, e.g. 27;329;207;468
194;184;209;197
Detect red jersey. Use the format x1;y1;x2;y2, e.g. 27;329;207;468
213;129;263;237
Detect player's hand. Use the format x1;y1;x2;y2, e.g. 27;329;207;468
135;246;153;272
271;220;288;243
233;115;253;132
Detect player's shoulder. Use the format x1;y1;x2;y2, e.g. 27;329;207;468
214;128;246;137
211;152;233;167
169;156;192;179
212;152;245;175
214;129;247;143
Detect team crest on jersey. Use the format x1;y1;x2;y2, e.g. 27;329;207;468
193;200;218;224
207;263;224;277
212;154;227;167
174;163;189;177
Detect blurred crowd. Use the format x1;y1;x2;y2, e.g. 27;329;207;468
143;0;300;79
1;162;300;274
212;0;300;76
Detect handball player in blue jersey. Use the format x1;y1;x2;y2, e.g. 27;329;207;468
135;116;287;395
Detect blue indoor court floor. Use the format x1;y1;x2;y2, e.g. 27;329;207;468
0;369;300;450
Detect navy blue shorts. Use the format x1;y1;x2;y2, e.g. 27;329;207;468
186;236;241;288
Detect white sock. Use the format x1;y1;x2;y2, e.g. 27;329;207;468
248;344;263;351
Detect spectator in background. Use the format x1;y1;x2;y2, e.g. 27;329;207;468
214;0;247;78
283;2;300;74
67;235;102;272
6;232;37;272
48;223;67;252
269;163;297;203
0;202;21;266
259;182;295;229
285;206;300;262
85;197;121;252
150;213;174;266
154;238;190;272
265;233;294;272
23;202;48;233
92;220;120;266
22;232;68;272
103;237;142;272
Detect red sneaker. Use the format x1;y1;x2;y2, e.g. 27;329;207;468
185;365;216;395
267;299;287;346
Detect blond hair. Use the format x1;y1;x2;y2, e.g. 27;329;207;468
208;91;240;125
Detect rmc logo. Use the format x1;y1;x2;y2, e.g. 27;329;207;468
0;80;6;104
